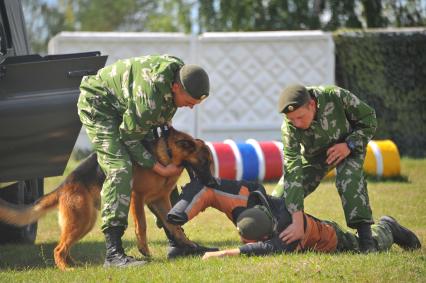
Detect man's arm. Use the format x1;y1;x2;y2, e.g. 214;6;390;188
280;120;304;213
338;87;377;154
119;105;160;168
202;249;240;259
203;236;296;259
279;120;306;242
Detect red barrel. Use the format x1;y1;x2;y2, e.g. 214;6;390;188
206;142;237;180
259;141;283;181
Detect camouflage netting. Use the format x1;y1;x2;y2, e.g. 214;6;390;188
334;29;426;157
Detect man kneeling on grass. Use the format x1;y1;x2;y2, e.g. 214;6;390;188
166;179;421;259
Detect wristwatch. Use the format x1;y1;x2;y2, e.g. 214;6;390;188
346;140;356;152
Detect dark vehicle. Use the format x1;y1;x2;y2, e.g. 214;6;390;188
0;0;107;243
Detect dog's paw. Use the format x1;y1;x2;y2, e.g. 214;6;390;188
138;246;151;257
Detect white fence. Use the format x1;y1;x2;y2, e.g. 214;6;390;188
49;31;335;148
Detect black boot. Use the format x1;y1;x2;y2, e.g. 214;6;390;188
357;223;377;253
104;226;146;268
379;216;421;250
164;228;219;259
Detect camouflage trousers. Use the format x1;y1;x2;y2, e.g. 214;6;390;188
77;85;133;232
325;220;394;252
274;152;373;229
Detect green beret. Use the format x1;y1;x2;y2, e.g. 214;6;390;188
277;84;310;113
236;205;273;241
178;64;210;100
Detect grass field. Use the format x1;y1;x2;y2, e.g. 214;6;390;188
0;157;425;282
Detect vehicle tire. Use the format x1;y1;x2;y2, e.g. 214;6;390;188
0;179;44;244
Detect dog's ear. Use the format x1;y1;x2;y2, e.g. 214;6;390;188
175;139;197;153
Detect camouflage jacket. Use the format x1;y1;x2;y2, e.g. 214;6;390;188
81;54;184;168
281;86;377;213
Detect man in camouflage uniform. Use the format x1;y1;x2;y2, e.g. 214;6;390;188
77;54;210;267
165;179;420;259
274;84;378;253
201;188;421;259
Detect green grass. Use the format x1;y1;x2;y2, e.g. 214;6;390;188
0;157;425;282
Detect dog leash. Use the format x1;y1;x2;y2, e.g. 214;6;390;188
153;125;173;161
161;125;173;160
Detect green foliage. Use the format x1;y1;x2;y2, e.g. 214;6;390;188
196;0;426;32
144;0;192;33
0;158;425;281
75;0;190;32
383;0;426;27
77;0;147;31
198;0;323;32
324;0;362;30
362;0;387;27
22;0;73;54
22;1;426;52
334;29;426;157
21;0;192;53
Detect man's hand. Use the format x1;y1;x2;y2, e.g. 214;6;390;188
202;250;226;260
153;163;183;177
326;143;351;166
202;249;240;260
279;210;304;244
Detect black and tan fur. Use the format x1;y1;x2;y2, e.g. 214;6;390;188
0;127;215;270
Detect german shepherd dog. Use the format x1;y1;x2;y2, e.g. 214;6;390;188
0;126;216;270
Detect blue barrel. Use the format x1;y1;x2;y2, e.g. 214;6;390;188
236;142;259;181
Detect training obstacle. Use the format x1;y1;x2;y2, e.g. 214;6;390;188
206;139;401;182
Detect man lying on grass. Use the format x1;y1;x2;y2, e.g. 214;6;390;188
166;179;421;259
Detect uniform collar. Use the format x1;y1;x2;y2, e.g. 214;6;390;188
308;87;323;122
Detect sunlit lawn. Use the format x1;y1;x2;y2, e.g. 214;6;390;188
0;157;424;282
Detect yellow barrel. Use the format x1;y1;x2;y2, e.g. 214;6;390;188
364;140;400;177
326;140;400;178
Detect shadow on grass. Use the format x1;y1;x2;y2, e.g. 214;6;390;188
145;238;239;247
264;174;410;190
0;240;106;270
194;239;241;248
365;174;409;183
0;237;237;270
318;174;410;183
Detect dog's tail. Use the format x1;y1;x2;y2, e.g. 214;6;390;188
0;153;102;227
0;184;61;227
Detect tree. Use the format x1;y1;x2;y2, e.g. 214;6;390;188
197;0;323;32
22;0;426;53
22;0;188;52
76;0;153;31
195;0;426;32
22;0;72;54
383;0;426;27
362;0;387;28
76;0;191;32
143;0;191;33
